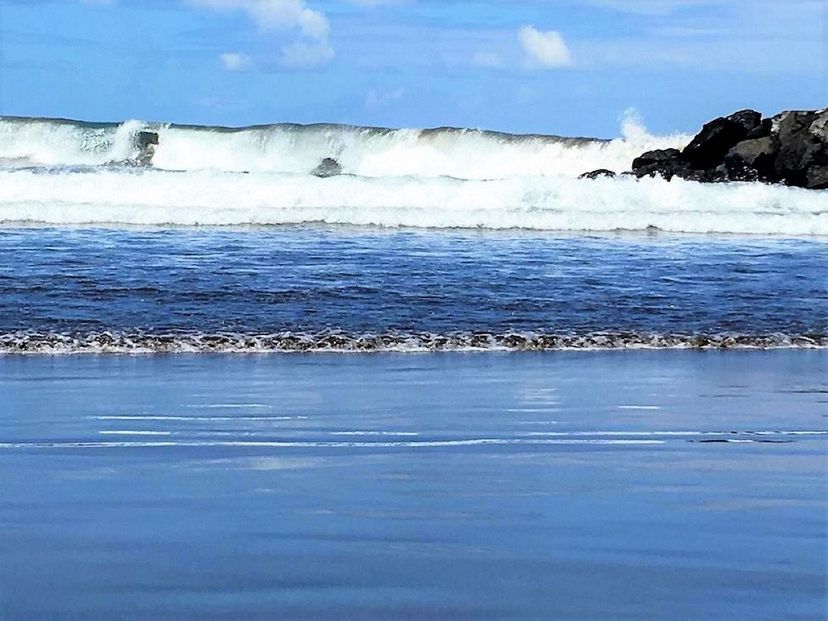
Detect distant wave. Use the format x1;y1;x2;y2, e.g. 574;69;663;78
1;331;825;354
0;113;682;177
1;114;825;236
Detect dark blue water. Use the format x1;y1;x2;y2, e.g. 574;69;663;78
2;224;827;619
0;227;825;351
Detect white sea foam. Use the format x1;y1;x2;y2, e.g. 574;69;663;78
0;115;825;235
1;330;825;354
618;406;661;410
0;168;825;234
2;431;826;451
98;430;172;436
94;415;305;421
0;438;668;450
0;113;683;178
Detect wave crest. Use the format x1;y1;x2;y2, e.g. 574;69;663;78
0;114;684;178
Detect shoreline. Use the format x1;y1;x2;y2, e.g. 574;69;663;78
2;337;826;355
3;350;825;620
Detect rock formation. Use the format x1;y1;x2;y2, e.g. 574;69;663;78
311;157;342;178
628;109;827;189
578;169;616;179
134;131;159;166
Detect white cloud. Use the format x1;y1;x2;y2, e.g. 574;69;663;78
280;40;335;67
472;51;504;68
518;26;573;68
190;0;333;68
365;87;404;108
190;0;329;39
220;51;253;71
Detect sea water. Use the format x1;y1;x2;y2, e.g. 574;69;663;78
0;227;825;352
0;116;826;620
1;352;826;620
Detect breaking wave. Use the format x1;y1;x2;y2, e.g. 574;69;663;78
1;167;826;234
0;112;681;178
1;114;825;235
1;331;825;354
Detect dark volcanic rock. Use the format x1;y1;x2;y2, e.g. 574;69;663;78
134;131;159;166
136;131;159;148
806;166;828;189
745;118;773;140
681;109;762;169
579;169;616;179
627;107;827;189
772;110;828;187
631;148;690;180
726;109;763;134
685;165;729;183
724;136;779;181
311;157;342;178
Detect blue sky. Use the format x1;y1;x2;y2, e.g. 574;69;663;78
0;0;825;136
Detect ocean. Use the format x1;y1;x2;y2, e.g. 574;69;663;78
0;116;826;620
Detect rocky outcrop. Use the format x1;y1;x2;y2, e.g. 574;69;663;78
724;137;777;181
134;131;158;166
773;110;827;187
682;110;762;169
578;169;616;179
629;108;828;189
311;157;342;178
631;149;688;181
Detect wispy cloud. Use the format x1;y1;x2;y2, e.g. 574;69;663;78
189;0;334;67
189;0;328;38
280;40;334;67
472;51;504;68
220;51;253;71
518;26;573;68
577;0;720;16
365;87;404;108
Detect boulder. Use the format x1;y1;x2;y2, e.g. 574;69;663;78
773;110;828;186
627;107;828;189
311;157;342;178
805;165;828;190
136;131;159;148
631;148;690;180
726;109;763;134
684;164;729;183
579;169;616;179
745;118;773;140
134;131;159;166
810;109;828;141
724;136;779;181
681;109;762;169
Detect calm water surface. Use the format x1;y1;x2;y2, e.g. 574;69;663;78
1;351;826;620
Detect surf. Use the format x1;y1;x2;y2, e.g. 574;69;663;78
1;114;825;235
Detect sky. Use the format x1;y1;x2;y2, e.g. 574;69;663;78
0;0;826;137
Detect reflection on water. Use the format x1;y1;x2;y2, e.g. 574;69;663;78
1;351;826;620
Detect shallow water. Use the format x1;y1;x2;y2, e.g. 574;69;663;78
0;227;825;352
1;351;826;620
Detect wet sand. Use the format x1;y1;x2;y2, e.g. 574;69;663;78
1;351;826;620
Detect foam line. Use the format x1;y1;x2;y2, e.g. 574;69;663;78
2;330;825;354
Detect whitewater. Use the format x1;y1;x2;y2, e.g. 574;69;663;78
1;115;826;235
